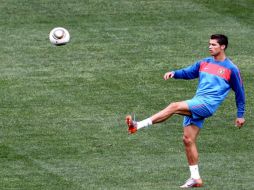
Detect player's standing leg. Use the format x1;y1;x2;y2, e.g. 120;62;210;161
180;125;203;188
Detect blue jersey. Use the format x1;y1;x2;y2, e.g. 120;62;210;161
173;57;245;118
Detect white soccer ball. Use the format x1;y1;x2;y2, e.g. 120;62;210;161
49;27;70;45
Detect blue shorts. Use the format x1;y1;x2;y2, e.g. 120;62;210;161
183;98;213;128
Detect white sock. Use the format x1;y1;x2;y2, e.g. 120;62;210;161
137;118;152;130
189;165;200;179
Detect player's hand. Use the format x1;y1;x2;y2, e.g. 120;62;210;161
164;71;175;80
235;118;245;129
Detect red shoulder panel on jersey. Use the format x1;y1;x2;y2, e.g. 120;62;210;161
199;62;231;81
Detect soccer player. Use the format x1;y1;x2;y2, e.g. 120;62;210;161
125;34;245;188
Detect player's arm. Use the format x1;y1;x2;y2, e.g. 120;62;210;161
230;67;245;128
166;61;201;80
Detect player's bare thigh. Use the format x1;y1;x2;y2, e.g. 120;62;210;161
173;101;191;116
150;100;191;124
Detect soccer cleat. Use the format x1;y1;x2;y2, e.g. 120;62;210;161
125;115;137;134
180;178;203;188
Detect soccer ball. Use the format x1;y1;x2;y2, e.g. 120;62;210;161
49;27;70;45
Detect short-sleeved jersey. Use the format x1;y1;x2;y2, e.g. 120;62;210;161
173;57;245;118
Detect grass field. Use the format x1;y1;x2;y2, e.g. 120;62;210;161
0;0;253;189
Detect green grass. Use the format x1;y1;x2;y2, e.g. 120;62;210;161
0;0;253;189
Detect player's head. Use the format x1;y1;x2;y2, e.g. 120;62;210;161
209;34;228;56
210;34;228;50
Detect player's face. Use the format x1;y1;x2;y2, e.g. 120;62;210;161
209;39;225;56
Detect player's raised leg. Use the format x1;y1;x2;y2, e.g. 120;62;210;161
125;101;191;134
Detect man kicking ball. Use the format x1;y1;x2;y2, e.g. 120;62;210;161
125;34;245;188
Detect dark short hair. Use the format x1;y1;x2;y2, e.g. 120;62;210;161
210;34;228;50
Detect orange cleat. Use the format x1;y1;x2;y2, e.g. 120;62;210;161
125;115;137;134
